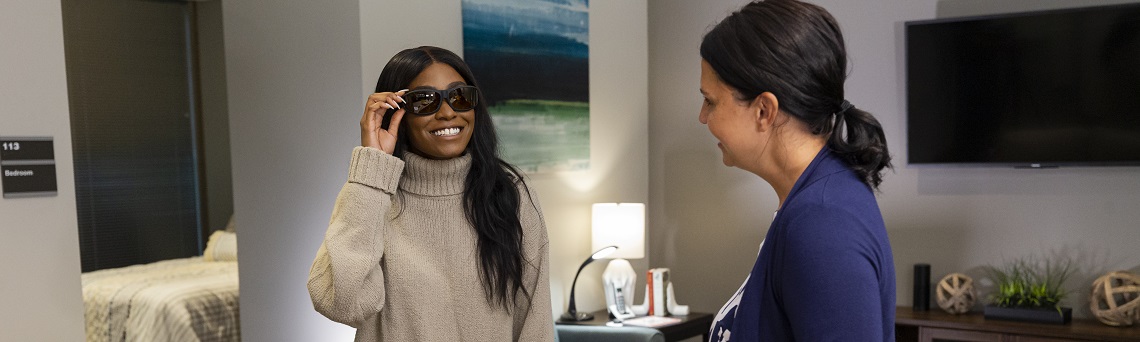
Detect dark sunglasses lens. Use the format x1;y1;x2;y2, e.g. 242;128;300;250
449;87;478;111
406;91;440;115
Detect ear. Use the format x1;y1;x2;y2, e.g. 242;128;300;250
750;92;780;132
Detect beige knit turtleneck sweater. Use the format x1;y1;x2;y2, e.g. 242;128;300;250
308;147;554;341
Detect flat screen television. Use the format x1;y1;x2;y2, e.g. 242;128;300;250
906;3;1140;167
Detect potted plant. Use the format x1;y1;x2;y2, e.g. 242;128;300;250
983;256;1074;324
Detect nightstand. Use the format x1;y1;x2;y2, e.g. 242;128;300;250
557;310;713;342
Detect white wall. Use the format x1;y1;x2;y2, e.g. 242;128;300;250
228;0;647;339
0;0;85;340
223;0;364;340
648;0;1140;320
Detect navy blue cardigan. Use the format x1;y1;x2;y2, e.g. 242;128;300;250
710;147;895;341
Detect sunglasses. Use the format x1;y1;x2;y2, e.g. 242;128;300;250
402;85;480;116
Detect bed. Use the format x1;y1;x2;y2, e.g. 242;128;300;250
81;230;240;342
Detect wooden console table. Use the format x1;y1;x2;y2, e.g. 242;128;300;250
895;307;1140;342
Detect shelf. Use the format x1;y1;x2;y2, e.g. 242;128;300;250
896;307;1140;342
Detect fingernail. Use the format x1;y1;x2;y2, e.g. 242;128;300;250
394;102;400;109
398;96;406;103
385;104;394;110
398;89;409;93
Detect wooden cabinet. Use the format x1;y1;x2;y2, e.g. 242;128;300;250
895;307;1140;342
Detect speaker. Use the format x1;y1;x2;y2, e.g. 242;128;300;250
913;263;931;311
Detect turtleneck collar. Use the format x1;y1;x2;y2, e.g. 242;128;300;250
399;152;470;196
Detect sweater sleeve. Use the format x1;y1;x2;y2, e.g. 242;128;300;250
513;183;556;341
307;146;404;328
779;203;885;341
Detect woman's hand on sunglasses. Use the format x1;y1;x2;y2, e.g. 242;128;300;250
360;90;407;154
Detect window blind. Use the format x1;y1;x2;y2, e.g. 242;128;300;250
62;0;204;272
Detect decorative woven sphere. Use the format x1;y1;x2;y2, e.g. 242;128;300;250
1090;271;1140;327
936;273;976;314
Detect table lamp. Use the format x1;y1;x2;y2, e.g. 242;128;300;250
592;203;645;320
561;245;618;322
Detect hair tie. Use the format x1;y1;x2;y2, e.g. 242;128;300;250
836;100;853;116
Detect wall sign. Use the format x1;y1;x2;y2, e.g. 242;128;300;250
1;136;57;198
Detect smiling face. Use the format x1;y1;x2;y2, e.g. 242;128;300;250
404;63;476;160
698;59;764;168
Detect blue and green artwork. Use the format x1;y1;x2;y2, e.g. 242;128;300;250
462;0;589;172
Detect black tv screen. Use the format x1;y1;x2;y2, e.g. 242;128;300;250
906;4;1140;167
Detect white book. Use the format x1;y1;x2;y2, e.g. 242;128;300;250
651;268;670;316
621;315;682;328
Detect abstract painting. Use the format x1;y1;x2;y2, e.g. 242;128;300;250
462;0;589;172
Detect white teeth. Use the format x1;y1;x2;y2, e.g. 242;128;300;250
431;127;460;136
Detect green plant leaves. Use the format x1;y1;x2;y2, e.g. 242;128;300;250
984;255;1074;312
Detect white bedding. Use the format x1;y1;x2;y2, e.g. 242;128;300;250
82;257;240;342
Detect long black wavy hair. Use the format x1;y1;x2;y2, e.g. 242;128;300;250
374;46;530;310
700;0;892;189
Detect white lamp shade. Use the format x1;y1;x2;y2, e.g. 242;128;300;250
591;203;645;259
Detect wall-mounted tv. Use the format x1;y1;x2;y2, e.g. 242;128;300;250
906;3;1140;167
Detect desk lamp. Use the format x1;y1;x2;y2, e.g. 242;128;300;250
561;245;618;322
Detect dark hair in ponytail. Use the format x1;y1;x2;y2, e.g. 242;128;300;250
374;46;530;311
700;0;892;189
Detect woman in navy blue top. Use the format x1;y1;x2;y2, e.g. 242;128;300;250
697;1;896;341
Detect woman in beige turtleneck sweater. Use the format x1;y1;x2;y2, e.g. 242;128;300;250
307;46;554;341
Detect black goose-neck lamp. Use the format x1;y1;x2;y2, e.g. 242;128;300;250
560;245;619;322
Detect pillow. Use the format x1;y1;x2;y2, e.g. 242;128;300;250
203;230;238;262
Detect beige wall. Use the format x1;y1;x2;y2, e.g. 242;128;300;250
228;0;647;339
0;0;85;340
648;0;1140;321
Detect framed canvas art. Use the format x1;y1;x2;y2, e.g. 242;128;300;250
462;0;590;172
